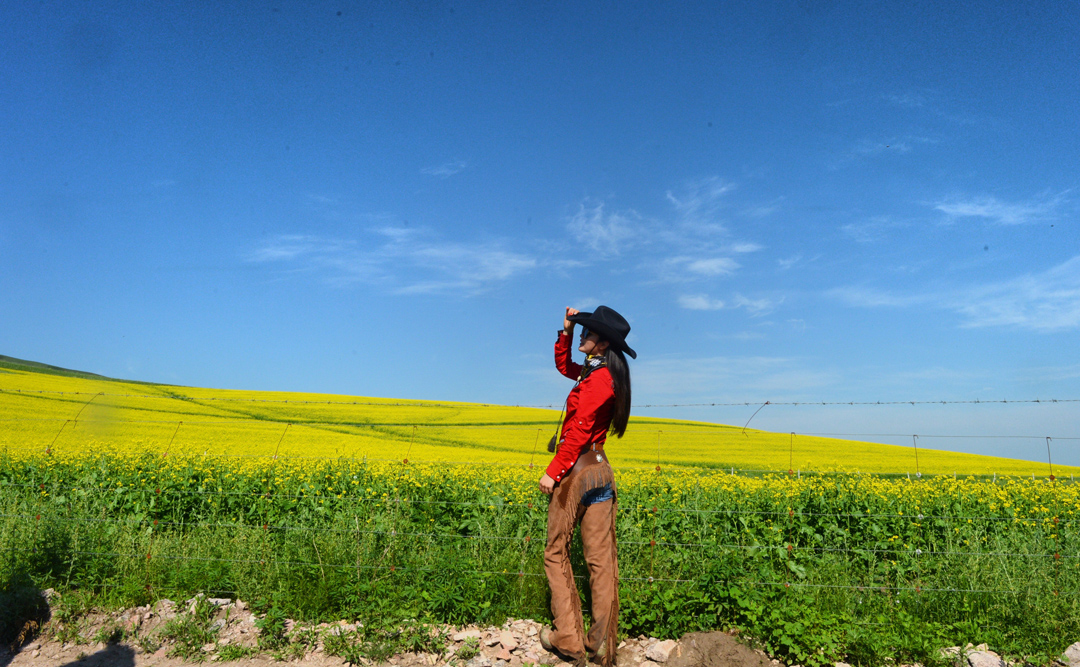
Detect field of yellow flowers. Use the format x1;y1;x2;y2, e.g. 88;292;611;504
1;361;1071;476
2;359;1079;664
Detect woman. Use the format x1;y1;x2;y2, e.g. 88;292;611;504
539;305;635;667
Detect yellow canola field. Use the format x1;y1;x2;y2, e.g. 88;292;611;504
1;364;1073;476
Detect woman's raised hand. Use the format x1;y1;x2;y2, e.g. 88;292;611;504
563;307;579;332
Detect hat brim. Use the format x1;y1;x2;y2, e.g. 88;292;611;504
569;312;637;359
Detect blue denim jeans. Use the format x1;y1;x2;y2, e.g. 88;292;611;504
581;482;614;506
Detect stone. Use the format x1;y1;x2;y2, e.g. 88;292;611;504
30;651;40;659
455;629;483;642
1064;642;1080;666
837;663;854;667
486;634;502;646
207;597;231;607
967;651;1006;667
645;639;678;663
501;631;519;650
497;647;513;661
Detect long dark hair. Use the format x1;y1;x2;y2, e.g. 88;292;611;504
605;346;631;438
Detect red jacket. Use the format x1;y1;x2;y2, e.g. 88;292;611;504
546;331;615;482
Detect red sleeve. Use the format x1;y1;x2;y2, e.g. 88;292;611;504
545;368;614;482
554;331;581;380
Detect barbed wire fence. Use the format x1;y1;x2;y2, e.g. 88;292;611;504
2;387;1079;627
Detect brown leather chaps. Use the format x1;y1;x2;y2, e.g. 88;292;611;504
544;447;619;666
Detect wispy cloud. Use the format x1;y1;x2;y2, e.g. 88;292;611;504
654;256;740;282
957;256;1080;330
664;176;735;239
677;292;782;315
566;200;640;254
678;294;725;310
933;191;1068;225
421;160;468;178
839;136;935;165
778;255;802;270
841;216;910;244
831;255;1080;331
733;293;783;316
247;229;536;295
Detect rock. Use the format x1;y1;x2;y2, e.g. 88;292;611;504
497;648;513;661
646;639;678;663
30;651;40;659
501;631;519;650
486;634;502;646
234;600;247;611
465;656;491;667
837;663;854;667
1064;642;1080;666
207;598;231;607
455;629;483;642
43;588;58;602
967;651;1006;667
156;599;176;613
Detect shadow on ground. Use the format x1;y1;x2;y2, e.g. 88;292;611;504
0;575;51;667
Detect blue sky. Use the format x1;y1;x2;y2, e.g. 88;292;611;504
2;1;1079;464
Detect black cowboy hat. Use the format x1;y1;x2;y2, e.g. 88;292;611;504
569;305;637;359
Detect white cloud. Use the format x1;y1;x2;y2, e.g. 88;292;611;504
247;229;536;295
884;93;927;108
666;176;735;218
934;192;1067;225
686;257;740;276
730;242;764;253
957;256;1080;330
831;255;1080;331
778;255;802;270
733;293;783;316
678;294;725;310
421;160;468;178
841;216;909;244
829;287;929;309
566;201;639;254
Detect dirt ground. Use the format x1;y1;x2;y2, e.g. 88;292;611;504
1;593;783;667
1;630;780;667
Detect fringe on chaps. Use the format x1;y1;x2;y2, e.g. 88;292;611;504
544;453;620;666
